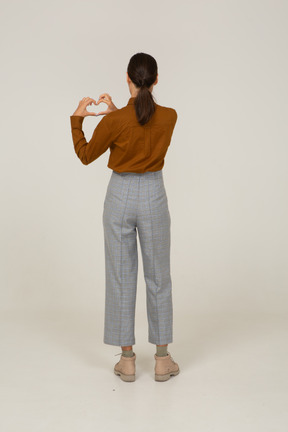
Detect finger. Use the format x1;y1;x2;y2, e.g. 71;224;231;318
97;96;111;106
98;93;112;101
96;110;108;116
83;98;96;108
98;93;111;98
87;98;97;104
96;99;108;106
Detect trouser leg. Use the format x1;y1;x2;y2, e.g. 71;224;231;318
102;175;138;346
137;175;173;345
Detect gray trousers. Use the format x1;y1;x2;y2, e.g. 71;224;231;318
102;169;173;346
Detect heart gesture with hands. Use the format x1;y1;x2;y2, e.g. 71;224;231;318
72;93;118;117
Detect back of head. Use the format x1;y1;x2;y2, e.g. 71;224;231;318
127;52;158;126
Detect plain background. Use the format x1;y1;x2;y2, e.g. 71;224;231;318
1;0;287;431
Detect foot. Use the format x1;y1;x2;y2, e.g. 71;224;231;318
114;352;136;382
154;352;180;381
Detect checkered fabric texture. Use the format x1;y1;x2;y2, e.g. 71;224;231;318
102;169;173;346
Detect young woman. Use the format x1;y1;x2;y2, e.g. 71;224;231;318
70;52;180;382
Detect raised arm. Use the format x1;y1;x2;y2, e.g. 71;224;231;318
70;94;118;165
70;114;113;165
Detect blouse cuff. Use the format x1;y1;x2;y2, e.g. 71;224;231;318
70;115;84;128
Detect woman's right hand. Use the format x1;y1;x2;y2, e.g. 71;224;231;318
96;93;118;115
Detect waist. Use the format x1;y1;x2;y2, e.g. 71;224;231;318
112;169;163;178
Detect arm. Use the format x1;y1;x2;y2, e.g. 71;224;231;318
70;114;113;165
70;94;117;165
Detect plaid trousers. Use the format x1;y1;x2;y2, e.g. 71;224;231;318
102;169;173;346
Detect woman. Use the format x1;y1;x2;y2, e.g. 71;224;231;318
70;52;180;382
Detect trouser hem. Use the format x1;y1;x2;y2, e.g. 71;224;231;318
104;339;136;347
148;339;173;345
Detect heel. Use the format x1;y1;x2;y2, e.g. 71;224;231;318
114;370;135;382
155;369;180;381
155;372;171;381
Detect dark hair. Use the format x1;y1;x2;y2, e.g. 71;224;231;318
127;52;158;126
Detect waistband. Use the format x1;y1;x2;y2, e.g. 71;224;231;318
112;169;163;178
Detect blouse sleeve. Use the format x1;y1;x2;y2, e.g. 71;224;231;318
70;114;113;165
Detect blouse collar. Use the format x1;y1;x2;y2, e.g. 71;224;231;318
127;97;136;105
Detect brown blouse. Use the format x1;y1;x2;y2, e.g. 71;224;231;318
70;96;177;173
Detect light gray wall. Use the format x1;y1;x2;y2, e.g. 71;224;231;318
1;0;287;315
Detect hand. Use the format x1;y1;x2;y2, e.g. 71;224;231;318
72;97;98;117
95;93;118;115
72;93;118;117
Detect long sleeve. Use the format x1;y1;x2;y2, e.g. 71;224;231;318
70;115;113;165
167;108;178;147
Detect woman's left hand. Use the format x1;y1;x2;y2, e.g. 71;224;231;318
72;97;98;117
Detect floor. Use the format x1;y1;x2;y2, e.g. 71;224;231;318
0;309;287;431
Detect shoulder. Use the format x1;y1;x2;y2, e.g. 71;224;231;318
155;103;178;124
96;106;128;136
169;107;178;122
96;108;121;128
100;105;129;124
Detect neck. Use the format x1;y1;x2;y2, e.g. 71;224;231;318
130;90;152;98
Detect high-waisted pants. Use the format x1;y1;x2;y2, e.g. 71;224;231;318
102;169;173;346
